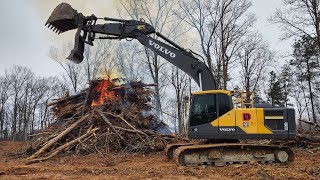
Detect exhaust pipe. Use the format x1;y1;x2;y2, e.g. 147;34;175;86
46;3;86;63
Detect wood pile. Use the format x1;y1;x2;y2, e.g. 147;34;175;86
269;129;320;151
26;79;176;164
296;130;320;144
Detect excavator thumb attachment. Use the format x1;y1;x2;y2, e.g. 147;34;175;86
46;3;88;63
67;28;85;63
46;3;155;64
45;3;82;34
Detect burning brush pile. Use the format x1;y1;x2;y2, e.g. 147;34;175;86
26;79;175;164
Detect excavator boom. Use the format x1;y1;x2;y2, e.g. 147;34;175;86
45;3;216;90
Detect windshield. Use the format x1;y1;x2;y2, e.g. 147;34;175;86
190;94;217;126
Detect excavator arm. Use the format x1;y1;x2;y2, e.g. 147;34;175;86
46;3;216;90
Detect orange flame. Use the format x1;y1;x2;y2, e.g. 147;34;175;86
91;79;118;107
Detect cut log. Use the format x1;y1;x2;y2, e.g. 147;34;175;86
55;102;83;119
26;127;99;165
299;119;320;129
46;92;86;106
297;133;320;143
27;113;90;160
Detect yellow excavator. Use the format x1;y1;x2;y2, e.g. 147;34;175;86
46;3;296;166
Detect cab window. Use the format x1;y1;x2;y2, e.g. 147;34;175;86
190;94;217;126
217;94;232;116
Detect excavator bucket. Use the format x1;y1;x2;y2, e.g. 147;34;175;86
46;3;86;63
45;3;81;34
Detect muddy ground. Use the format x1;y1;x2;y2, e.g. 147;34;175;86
0;141;319;180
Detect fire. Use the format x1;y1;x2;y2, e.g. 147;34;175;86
91;79;119;107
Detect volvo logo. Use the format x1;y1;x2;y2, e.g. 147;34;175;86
219;128;235;132
149;40;176;58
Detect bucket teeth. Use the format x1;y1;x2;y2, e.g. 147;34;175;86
46;23;60;33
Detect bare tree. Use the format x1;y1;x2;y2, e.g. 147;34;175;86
83;40;115;81
25;77;54;140
270;0;320;49
49;44;84;93
271;1;320;125
293;81;310;123
0;75;12;140
37;77;65;131
237;32;274;92
49;39;117;93
0;65;65;141
214;0;255;89
175;0;222;72
5;66;34;140
165;66;189;134
116;42;147;81
117;0;182;118
176;0;255;89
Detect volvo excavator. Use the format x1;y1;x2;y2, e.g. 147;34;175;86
45;3;296;166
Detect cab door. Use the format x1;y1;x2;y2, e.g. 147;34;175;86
188;94;219;138
216;94;235;134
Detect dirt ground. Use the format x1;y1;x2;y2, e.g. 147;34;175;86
0;141;320;180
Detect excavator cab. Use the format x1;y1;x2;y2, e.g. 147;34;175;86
189;91;232;127
186;90;296;140
187;90;233;139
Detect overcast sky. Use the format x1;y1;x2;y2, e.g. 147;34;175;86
0;0;291;77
